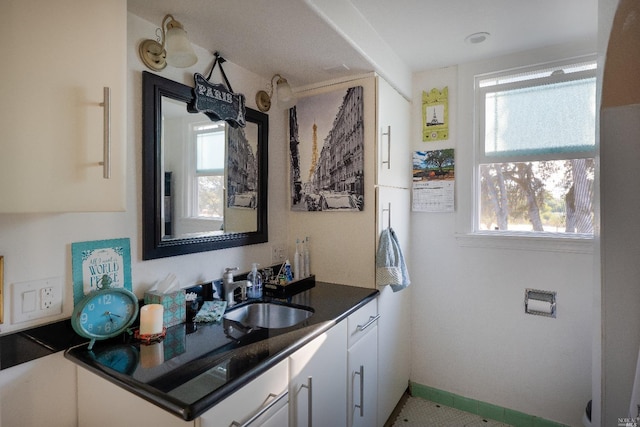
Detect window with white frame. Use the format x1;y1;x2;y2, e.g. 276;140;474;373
475;58;596;235
191;122;226;219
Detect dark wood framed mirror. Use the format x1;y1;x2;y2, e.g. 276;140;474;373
142;71;268;260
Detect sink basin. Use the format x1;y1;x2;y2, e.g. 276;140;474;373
223;302;313;329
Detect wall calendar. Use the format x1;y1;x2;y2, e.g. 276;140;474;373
412;149;455;213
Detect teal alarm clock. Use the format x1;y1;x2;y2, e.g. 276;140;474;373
71;275;139;350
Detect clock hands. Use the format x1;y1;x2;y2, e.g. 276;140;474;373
105;312;122;317
104;311;122;323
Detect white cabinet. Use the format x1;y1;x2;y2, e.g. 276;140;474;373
289;321;348;427
0;352;77;427
347;299;379;427
376;77;412;188
0;0;126;212
77;367;193;427
200;359;289;427
77;358;289;427
376;186;412;426
375;77;412;427
348;329;378;427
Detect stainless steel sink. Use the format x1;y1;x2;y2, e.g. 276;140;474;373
223;302;313;329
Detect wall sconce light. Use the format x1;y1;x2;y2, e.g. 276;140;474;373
255;74;296;112
139;14;198;71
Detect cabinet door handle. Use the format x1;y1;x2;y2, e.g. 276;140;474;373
354;365;365;417
357;314;380;332
381;125;391;169
382;203;391;230
300;376;313;427
230;389;288;427
99;87;111;179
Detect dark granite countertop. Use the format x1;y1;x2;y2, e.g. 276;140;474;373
1;319;87;370
64;281;378;421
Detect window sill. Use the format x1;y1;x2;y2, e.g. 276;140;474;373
455;232;594;254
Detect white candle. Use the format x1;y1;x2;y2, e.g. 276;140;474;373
140;304;164;335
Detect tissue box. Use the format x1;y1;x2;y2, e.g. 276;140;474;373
144;289;186;327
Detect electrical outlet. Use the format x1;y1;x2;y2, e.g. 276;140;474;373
12;277;62;324
41;287;54;310
271;244;286;264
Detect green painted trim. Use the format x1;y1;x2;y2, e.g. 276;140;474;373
505;408;534;427
478;401;506;422
409;382;569;427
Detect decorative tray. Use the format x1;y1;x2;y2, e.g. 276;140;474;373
264;275;316;297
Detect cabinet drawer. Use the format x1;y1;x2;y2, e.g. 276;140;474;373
347;299;379;348
348;325;378;427
200;359;288;427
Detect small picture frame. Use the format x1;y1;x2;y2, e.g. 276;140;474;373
71;238;132;306
422;87;449;142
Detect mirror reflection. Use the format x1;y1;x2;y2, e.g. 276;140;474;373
161;97;259;239
142;71;268;260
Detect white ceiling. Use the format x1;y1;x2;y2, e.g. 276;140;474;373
127;0;598;88
351;0;598;72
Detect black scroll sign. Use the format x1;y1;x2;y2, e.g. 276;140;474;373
189;52;246;128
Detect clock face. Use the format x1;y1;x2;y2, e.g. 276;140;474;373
72;288;139;343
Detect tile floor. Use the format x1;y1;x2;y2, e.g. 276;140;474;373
389;396;513;427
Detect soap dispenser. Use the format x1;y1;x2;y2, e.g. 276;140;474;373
247;263;263;298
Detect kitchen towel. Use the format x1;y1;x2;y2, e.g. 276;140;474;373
376;227;410;292
193;300;227;323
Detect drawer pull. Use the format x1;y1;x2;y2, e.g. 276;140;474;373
230;388;288;427
300;376;313;427
381;125;391;169
354;364;365;417
99;87;111;179
357;314;380;332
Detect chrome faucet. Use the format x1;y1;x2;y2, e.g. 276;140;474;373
223;267;246;307
226;280;248;307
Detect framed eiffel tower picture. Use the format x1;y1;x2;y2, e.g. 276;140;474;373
422;87;449;142
288;85;365;212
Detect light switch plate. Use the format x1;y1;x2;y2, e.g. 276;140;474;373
12;277;63;324
22;290;37;313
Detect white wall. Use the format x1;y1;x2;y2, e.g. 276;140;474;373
0;13;290;335
409;42;596;425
